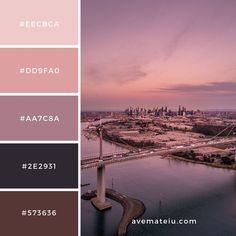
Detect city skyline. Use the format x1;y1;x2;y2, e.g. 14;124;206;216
82;0;236;111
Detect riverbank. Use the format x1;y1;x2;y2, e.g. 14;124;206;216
102;136;134;150
170;155;236;171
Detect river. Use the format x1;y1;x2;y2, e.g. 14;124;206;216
81;122;128;158
81;123;236;236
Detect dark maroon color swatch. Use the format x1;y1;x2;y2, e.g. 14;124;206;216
0;192;78;236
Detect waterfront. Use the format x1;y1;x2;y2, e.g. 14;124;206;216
82;132;236;236
81;122;127;159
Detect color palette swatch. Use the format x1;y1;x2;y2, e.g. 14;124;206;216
0;96;78;140
0;192;78;236
0;144;78;188
0;48;78;93
0;0;78;45
0;0;78;234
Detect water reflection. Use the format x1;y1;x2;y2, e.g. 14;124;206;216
95;211;106;236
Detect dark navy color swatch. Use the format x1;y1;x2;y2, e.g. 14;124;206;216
0;144;78;188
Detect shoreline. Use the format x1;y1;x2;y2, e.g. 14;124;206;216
82;122;134;150
82;122;236;171
169;155;236;171
102;132;236;171
102;136;134;151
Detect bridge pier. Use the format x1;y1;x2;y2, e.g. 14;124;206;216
91;127;112;211
97;161;106;202
91;161;112;210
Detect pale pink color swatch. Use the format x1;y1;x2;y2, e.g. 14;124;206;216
0;49;78;92
0;0;77;44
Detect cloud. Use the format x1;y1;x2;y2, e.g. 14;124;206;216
83;64;147;84
114;65;147;83
150;81;236;95
163;16;197;60
84;66;103;82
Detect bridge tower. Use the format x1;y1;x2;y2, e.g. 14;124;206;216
91;127;112;211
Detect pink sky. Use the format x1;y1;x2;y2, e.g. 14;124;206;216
82;0;236;111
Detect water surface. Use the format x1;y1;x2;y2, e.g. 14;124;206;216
82;125;236;236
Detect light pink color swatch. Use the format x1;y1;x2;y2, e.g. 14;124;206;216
0;0;77;44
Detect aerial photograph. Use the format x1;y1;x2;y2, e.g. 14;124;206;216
81;0;236;235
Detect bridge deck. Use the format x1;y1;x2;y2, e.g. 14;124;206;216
81;138;236;169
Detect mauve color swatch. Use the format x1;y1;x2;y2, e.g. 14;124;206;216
0;144;78;188
0;48;78;93
0;96;78;140
0;192;78;236
0;0;77;45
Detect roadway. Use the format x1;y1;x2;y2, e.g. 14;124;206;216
81;137;236;169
